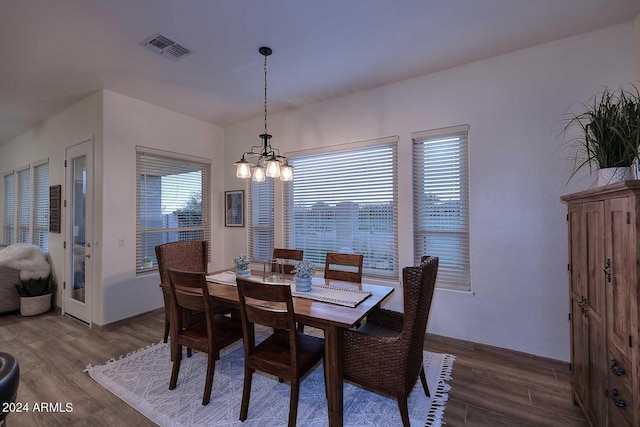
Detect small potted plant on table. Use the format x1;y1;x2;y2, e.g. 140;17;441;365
15;273;57;316
292;260;315;292
234;254;251;278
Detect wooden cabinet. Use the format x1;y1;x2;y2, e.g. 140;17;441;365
562;182;640;427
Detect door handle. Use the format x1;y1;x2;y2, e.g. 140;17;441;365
83;253;91;259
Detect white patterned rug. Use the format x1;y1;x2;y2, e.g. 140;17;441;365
86;332;454;427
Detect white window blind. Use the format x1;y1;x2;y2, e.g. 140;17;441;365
413;125;470;291
3;172;15;246
248;178;274;262
284;137;398;279
136;149;211;273
17;167;30;244
32;161;49;251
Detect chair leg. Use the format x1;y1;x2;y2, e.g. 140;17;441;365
187;347;193;358
169;344;182;390
288;380;300;427
240;367;253;421
397;395;410;427
420;366;430;397
296;323;305;333
163;317;170;343
202;354;216;405
322;360;328;400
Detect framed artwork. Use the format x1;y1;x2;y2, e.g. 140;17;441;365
49;185;61;233
225;190;244;227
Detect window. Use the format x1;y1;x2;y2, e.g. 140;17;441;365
3;172;15;246
32;161;50;251
16;167;30;243
136;148;211;273
2;160;49;251
248;178;274;262
413;125;470;291
284;137;398;279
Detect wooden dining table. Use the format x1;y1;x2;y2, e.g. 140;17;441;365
205;269;394;427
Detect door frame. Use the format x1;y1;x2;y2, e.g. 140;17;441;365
63;137;94;324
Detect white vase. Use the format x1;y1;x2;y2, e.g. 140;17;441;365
295;276;312;292
20;293;52;316
236;268;251;278
597;167;631;187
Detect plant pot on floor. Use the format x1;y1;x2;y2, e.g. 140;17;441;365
20;293;52;316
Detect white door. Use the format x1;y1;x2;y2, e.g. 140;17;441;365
64;139;93;323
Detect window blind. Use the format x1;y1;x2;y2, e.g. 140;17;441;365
248;178;274;262
3;172;15;246
136;149;211;273
284;137;398;279
32;161;49;251
412;125;470;291
17;167;30;244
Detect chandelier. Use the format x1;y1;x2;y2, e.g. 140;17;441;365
235;46;293;182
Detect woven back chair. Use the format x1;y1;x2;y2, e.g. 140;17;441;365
343;256;439;427
166;269;243;406
236;277;325;426
156;241;230;344
324;252;364;283
272;248;304;275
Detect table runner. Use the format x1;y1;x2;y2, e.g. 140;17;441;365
205;272;371;308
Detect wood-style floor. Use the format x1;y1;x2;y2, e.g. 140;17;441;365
0;310;587;427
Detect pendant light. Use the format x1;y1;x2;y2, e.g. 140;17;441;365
235;46;293;182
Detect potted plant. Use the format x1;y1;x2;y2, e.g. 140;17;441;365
292;260;315;292
563;84;640;186
14;273;57;316
233;254;251;277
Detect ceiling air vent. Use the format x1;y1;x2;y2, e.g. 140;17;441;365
142;33;192;61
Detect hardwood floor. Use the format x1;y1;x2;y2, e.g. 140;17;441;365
0;310;587;427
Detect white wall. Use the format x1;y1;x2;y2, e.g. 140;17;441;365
100;90;225;325
0;91;103;311
224;23;637;361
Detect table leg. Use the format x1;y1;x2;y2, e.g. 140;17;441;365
324;324;343;427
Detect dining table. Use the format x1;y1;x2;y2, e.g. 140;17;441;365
204;268;395;427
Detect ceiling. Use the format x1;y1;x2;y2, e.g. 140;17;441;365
1;0;639;146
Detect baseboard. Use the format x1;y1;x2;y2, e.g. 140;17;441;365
92;307;164;331
426;332;570;372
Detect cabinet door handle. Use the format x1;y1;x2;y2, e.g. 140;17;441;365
611;388;627;408
610;359;626;376
603;258;611;282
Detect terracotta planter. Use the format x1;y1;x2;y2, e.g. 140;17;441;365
20;293;52;316
597;167;631;187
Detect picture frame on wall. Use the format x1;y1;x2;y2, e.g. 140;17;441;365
225;190;244;227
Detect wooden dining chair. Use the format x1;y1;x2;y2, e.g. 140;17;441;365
342;256;439;427
156;240;231;345
324;252;364;283
272;248;303;274
166;268;244;405
235;277;325;426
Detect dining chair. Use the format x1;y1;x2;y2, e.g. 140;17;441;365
324;252;364;283
155;240;231;345
235;277;325;426
166;268;244;405
272;248;303;274
342;256;439;427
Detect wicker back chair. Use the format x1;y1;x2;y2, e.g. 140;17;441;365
156;241;230;344
236;277;325;426
343;256;439;427
272;248;303;275
166;269;243;405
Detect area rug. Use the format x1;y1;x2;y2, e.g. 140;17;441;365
86;332;455;427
